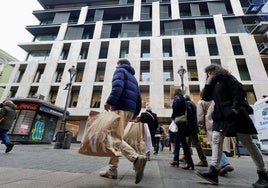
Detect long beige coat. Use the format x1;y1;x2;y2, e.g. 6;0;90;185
197;100;230;152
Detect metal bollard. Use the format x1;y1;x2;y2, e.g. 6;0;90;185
62;131;72;149
54;130;65;149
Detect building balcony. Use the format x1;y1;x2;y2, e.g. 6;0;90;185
257;42;268;54
245;0;268;14
250;21;268;34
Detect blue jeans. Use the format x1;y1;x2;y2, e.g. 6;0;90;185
0;128;10;145
219;152;230;168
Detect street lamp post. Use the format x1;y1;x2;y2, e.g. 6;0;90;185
177;65;187;91
54;65;77;149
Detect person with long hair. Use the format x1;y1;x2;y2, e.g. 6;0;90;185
195;64;268;188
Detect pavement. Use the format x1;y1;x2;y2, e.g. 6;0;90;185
0;143;266;188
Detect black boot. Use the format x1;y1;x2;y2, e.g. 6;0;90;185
5;143;14;153
195;165;219;185
252;170;268;188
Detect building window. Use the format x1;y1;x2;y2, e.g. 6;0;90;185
140;85;150;108
162;39;172;57
199;2;209;15
184;20;196;35
14;65;26;83
243;85;256;105
119;41;129;58
8;87;18;98
140;61;150;82
27;51;50;62
75;63;85;82
237;59;251;81
187;60;198;81
231;37;243;55
82;26;94;39
91;86;102;108
34;34;57;41
95;62;106;82
207;37;219;56
164;85;173;109
180;3;191;17
141;40;150;58
33;64;46;83
79;43;90;60
49;86;59;104
163;60;173;81
139;22;152;37
54;64;65;82
211;59;221;65
69;87;80;108
185;38;195;56
28;86;38;98
99;42;109;59
60;44;71;60
160;4;171;19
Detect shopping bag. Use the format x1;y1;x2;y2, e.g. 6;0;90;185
123;122;146;155
78;110;122;157
169;120;178;133
144;123;153;153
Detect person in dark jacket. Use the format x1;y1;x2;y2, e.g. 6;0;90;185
185;94;208;167
170;89;194;170
0;100;17;153
99;59;147;185
195;64;268;188
139;103;158;157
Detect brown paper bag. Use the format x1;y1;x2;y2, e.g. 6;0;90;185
123;122;145;155
78;111;122;157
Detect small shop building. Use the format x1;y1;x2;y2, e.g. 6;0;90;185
8;98;67;144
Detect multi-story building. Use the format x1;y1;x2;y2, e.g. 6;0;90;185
2;0;268;142
0;49;17;99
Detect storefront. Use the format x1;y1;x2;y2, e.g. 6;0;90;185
8;98;66;144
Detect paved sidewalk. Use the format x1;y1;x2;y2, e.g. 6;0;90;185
0;143;266;188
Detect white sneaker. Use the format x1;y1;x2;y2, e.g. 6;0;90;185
99;169;117;179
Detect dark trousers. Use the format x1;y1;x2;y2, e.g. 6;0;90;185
188;133;207;162
173;133;193;165
154;137;160;154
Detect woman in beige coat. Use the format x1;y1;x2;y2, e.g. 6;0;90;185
197;90;234;176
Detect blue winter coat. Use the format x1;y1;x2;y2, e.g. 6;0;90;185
106;64;142;116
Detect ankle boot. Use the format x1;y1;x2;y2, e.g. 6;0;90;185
252;170;268;188
195;165;219;185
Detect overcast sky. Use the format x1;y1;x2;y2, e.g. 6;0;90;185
0;1;43;61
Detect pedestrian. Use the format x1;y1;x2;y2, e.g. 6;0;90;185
139;103;159;157
197;90;234;175
154;124;164;154
170;89;194;170
195;64;268;188
99;59;147;184
184;94;208;167
0;100;17;153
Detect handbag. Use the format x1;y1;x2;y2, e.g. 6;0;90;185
174;103;188;124
78;110;122;157
169;120;178;133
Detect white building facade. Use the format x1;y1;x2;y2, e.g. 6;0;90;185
2;0;268;141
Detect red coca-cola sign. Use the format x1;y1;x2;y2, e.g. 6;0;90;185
15;102;40;111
